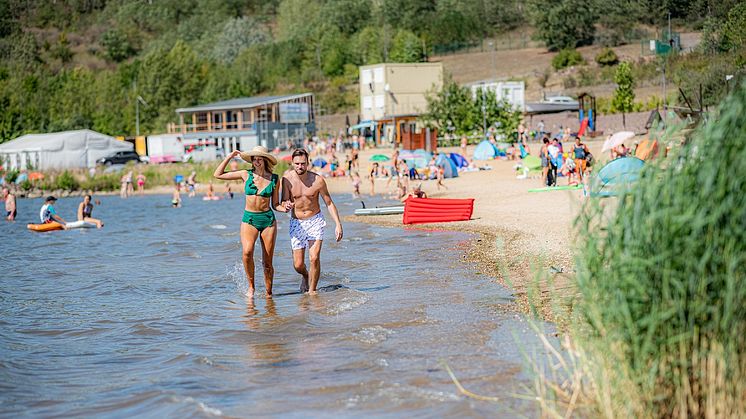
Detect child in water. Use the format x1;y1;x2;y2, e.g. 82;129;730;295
351;172;361;198
172;183;182;208
225;183;234;199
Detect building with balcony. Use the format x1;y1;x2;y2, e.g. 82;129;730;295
167;93;315;153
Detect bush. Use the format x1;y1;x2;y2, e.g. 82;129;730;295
79;173;120;192
572;84;746;416
55;170;79;191
595;48;619;66
552;49;585;70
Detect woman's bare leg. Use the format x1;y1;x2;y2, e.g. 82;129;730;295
240;222;260;298
258;222;277;297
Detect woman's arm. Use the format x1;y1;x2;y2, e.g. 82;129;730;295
77;202;84;221
214;151;245;181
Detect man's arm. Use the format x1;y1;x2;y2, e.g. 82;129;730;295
318;178;343;241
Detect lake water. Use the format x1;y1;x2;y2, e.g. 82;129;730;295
1;192;554;417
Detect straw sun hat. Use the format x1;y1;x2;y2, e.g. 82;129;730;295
240;146;277;165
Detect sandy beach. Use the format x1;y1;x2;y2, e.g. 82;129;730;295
322;141;608;322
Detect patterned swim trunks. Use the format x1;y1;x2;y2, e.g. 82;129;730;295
289;212;326;250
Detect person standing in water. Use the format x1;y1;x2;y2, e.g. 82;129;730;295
281;148;343;294
77;194;104;228
136;173;146;195
3;186;16;221
214;147;291;298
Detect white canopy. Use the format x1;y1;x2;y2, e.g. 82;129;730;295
0;129;133;170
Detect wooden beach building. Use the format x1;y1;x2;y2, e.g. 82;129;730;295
167;93;315;153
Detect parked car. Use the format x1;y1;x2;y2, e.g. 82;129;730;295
97;150;142;166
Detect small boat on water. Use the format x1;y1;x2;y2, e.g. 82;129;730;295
354;205;405;216
525;95;579;114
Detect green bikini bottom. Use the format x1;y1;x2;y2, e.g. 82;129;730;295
242;209;276;231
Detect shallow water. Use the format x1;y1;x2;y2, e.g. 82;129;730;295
1;192;555;417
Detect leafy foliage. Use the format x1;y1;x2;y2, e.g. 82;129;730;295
529;0;597;51
595;48;619;66
423;75;521;138
552;49;585;70
612;62;635;115
573;82;746;416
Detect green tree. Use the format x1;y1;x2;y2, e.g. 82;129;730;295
389;30;425;63
101;28;135;62
529;0;597;51
208;16;269;64
424;76;520;138
351;26;384;65
612;62;635;127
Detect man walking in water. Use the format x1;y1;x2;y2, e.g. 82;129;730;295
281;149;343;294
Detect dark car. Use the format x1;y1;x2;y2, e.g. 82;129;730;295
97;150;142;166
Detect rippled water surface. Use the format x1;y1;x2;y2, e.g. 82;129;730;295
1;193;553;417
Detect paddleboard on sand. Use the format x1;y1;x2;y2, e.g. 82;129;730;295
528;185;583;193
354;206;405;216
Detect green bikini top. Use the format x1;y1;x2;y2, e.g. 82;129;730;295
245;170;278;198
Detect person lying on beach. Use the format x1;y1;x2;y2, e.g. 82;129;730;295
214;147;291;299
281;148;343;295
400;183;427;202
77;194;103;228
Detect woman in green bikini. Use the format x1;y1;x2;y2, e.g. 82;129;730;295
214;146;291;298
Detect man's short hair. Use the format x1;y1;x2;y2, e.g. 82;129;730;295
292;148;309;162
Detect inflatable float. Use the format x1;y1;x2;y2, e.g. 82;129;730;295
403;197;474;225
354;205;405;216
27;222;64;232
528;184;582;192
27;221;97;231
66;221;97;229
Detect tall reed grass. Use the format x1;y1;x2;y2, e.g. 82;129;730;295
531;83;746;417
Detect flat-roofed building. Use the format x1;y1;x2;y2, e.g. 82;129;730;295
167;93;315;153
359;63;443;122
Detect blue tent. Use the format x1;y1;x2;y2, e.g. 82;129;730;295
312;157;327;168
473;140;499;160
591;157;645;197
449;153;469;168
436;153;459;178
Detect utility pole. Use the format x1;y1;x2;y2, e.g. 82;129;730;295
481;84;487;139
136;95;148;137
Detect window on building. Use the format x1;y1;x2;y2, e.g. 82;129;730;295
361;69;372;85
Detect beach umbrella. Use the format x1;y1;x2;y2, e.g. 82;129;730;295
28;172;44;181
369;154;390;162
312;157;327;168
281;154;293;162
602;131;635;152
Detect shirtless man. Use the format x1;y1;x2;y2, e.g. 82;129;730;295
281;148;343;294
3;187;16;221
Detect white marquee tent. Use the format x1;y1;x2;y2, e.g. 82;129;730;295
0;129;133;170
